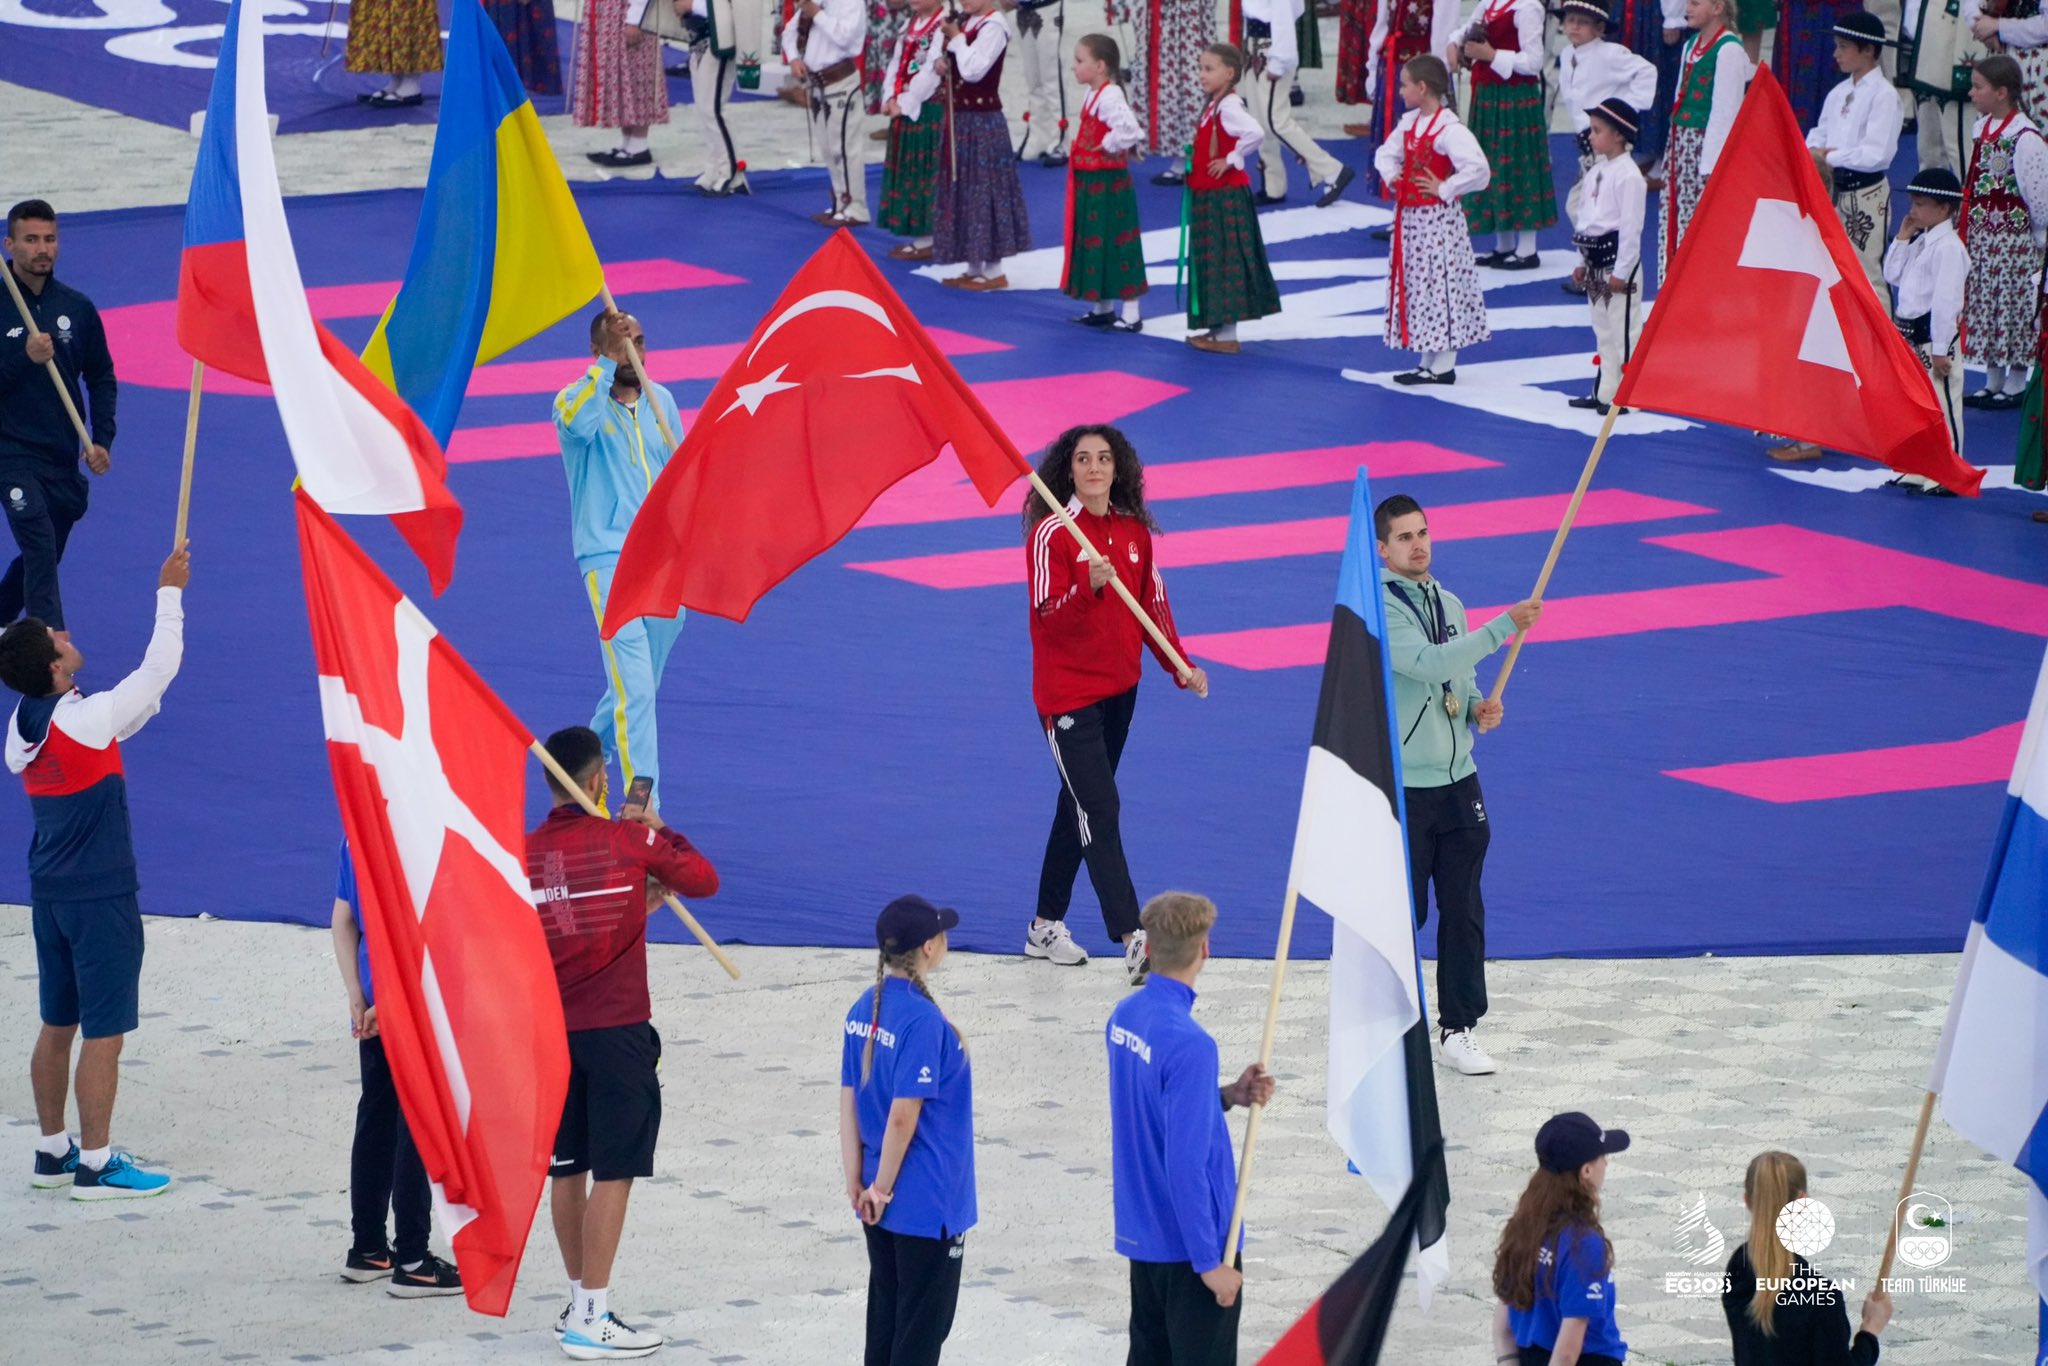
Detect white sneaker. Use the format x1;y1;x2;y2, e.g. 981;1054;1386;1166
555;1300;572;1340
1124;929;1150;987
560;1310;663;1359
1434;1027;1497;1076
1024;919;1089;966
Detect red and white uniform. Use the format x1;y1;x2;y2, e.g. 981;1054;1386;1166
1188;92;1263;190
1025;499;1187;719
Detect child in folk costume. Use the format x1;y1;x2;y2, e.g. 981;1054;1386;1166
1660;0;1751;283
880;0;949;260
1961;55;2048;410
1882;169;1972;491
575;0;669;167
1364;0;1467;198
1555;0;1656;222
785;0;872;225
1805;11;1902;300
1184;43;1285;354
1242;0;1355;205
1063;35;1150;331
1374;54;1492;384
1567;99;1647;414
934;0;1035;290
1973;3;2048;126
678;0;765;195
1448;0;1555;269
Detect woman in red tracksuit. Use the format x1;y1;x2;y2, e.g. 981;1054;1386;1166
1020;424;1208;987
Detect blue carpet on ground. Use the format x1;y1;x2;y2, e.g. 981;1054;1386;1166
2;133;2042;962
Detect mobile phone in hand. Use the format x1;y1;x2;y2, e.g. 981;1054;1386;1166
620;775;654;817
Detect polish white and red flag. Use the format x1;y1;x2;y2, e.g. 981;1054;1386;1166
179;0;463;590
1616;64;1983;495
295;489;566;1316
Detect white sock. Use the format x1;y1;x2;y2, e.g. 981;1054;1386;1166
1496;231;1515;254
402;1258;425;1273
392;74;421;98
568;1278;583;1308
1516;230;1538;256
80;1145;110;1171
38;1131;71;1158
2006;367;2033;395
1985;364;2008;393
1214;322;1238;342
579;1285;609;1327
1118;298;1142;325
620;133;649;155
1090;301;1112;316
1429;349;1457;372
913;235;932;249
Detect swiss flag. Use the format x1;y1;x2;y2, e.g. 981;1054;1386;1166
296;490;568;1316
1615;65;1983;495
601;231;1033;632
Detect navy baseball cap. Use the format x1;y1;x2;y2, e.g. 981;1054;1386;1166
1536;1112;1631;1173
876;895;961;954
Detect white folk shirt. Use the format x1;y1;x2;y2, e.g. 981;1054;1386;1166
1464;0;1546;81
1884;218;1970;355
1557;38;1658;132
1084;84;1146;155
946;13;1010;85
1366;0;1465;101
889;11;947;119
1244;0;1304;79
1807;68;1903;174
781;0;866;70
1572;151;1647;281
1693;30;1752;175
1971;111;2048;247
1372;107;1492;201
1205;92;1267;167
1994;10;2048;48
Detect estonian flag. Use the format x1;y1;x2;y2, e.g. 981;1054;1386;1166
1258;1141;1449;1365
1930;641;2048;1349
1292;471;1450;1305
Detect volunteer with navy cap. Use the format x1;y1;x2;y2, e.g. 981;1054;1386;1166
1491;1112;1631;1366
839;895;976;1366
1107;891;1275;1366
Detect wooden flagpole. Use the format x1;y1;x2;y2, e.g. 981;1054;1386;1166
1025;468;1200;685
1875;1090;1938;1283
1484;400;1624;705
528;740;743;981
2;262;94;453
1220;882;1302;1264
599;285;679;451
175;360;204;546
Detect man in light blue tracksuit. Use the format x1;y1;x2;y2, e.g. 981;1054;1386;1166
1377;493;1540;1079
553;310;686;812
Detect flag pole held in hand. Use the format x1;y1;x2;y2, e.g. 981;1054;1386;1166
1222;882;1301;1265
2;259;94;453
176;360;204;547
1487;400;1622;705
599;285;679;451
1025;468;1203;689
527;740;742;981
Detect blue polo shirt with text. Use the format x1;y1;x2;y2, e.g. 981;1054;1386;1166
840;976;977;1240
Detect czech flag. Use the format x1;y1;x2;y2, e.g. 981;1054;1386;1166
176;0;463;592
361;0;605;446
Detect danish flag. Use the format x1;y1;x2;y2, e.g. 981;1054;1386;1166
1616;65;1983;495
296;490;566;1316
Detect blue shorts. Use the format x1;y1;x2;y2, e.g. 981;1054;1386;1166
33;895;144;1039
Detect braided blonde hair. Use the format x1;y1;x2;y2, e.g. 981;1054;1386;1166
859;946;968;1085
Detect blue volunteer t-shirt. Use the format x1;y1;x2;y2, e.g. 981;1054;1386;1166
1508;1223;1627;1361
839;976;977;1240
338;842;372;1008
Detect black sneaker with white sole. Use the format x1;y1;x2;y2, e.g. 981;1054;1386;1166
387;1253;463;1298
342;1247;395;1283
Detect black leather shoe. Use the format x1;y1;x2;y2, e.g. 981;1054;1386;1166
1984;391;2023;410
1038;149;1069;168
1252;191;1287;206
1963;388;1996;408
1070;311;1114;327
1393;368;1456;386
1108;318;1143;333
1150;168;1186;186
1369;225;1392;241
1496;252;1541;271
1474;248;1510;267
1566;394;1605;410
1316;165;1355;208
587;148;654;167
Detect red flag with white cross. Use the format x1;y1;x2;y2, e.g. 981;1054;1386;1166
1615;65;1983;495
295;489;567;1316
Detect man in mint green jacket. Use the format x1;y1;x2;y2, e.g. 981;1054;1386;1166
1376;494;1540;1078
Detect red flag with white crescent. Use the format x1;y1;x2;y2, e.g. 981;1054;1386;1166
601;231;1033;632
296;490;567;1316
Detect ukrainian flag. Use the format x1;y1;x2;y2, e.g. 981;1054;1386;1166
362;0;604;445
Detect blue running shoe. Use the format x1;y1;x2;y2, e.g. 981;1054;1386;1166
71;1151;171;1201
32;1142;78;1190
559;1311;662;1360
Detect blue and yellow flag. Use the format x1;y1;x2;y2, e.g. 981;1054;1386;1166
363;0;604;444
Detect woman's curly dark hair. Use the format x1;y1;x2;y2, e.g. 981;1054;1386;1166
1021;424;1160;534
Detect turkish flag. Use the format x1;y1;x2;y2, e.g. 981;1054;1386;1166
601;230;1034;632
1615;65;1983;495
296;490;568;1316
